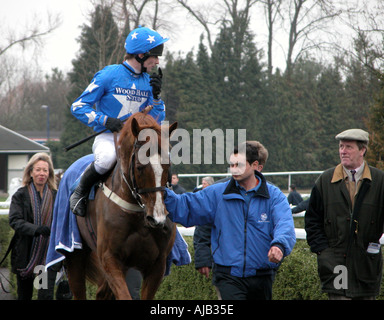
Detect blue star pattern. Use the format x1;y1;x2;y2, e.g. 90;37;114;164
124;27;169;55
147;35;155;43
70;61;165;132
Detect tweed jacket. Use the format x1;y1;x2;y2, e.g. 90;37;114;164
305;162;384;297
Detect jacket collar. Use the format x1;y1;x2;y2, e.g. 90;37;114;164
331;160;372;183
223;171;270;199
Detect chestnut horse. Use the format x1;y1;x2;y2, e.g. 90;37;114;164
65;113;178;300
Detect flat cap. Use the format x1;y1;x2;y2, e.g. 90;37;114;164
335;129;369;143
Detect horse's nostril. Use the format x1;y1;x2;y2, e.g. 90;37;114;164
146;215;158;227
146;215;165;228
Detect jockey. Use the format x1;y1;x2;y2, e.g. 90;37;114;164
69;26;168;217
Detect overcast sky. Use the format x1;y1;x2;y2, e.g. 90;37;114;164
2;0;213;74
6;0;356;77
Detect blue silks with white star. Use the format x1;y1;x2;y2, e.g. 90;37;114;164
70;61;165;133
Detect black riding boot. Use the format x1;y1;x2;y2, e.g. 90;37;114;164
70;162;101;217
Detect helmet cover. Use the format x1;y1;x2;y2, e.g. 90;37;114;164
125;26;169;55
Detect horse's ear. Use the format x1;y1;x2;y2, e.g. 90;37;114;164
169;121;178;138
131;118;141;137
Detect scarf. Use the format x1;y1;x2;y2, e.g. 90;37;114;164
18;183;54;279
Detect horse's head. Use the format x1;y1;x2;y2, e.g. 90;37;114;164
119;113;177;227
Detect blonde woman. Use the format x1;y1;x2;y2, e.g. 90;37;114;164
9;153;57;300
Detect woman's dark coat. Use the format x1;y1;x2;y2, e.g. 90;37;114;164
8;186;56;274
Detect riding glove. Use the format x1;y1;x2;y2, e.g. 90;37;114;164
105;117;123;132
150;68;163;99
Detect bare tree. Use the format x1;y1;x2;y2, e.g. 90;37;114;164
281;0;342;75
177;0;258;53
85;0;125;68
223;0;258;49
80;0;175;68
119;0;151;29
113;0;175;35
338;0;384;74
259;0;283;77
0;11;61;96
176;0;218;51
0;12;61;56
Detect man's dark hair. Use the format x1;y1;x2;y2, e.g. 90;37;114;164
232;142;259;164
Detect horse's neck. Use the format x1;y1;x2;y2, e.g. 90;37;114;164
108;161;136;204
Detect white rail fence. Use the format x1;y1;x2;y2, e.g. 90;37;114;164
178;225;308;240
178;170;323;190
0;171;325;241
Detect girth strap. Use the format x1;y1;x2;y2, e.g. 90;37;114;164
101;183;145;213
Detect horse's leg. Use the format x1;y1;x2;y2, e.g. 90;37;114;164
65;250;88;300
100;252;132;300
140;261;166;300
96;279;114;300
141;225;176;300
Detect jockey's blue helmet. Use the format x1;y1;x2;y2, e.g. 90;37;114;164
125;26;169;57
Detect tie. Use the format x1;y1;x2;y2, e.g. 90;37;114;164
350;170;356;182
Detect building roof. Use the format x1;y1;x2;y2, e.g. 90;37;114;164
17;130;61;142
0;125;50;153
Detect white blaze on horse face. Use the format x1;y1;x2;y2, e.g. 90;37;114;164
149;153;166;224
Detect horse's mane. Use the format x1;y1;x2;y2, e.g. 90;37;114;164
119;113;161;143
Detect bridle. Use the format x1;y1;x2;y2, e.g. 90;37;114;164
121;139;169;209
99;114;172;215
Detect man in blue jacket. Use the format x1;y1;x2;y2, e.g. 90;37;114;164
165;142;296;300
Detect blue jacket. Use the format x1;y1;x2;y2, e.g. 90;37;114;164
165;171;296;277
71;61;165;132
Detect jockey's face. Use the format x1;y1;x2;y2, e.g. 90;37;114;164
129;54;160;73
143;55;160;73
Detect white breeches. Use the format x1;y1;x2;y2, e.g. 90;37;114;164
92;133;119;174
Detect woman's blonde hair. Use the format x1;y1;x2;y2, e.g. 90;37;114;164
22;152;57;190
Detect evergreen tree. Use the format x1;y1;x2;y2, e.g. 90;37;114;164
366;75;384;170
259;58;346;182
163;19;266;177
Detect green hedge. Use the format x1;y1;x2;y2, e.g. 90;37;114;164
155;236;327;300
1;215;384;300
0;215;13;269
155;239;218;300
